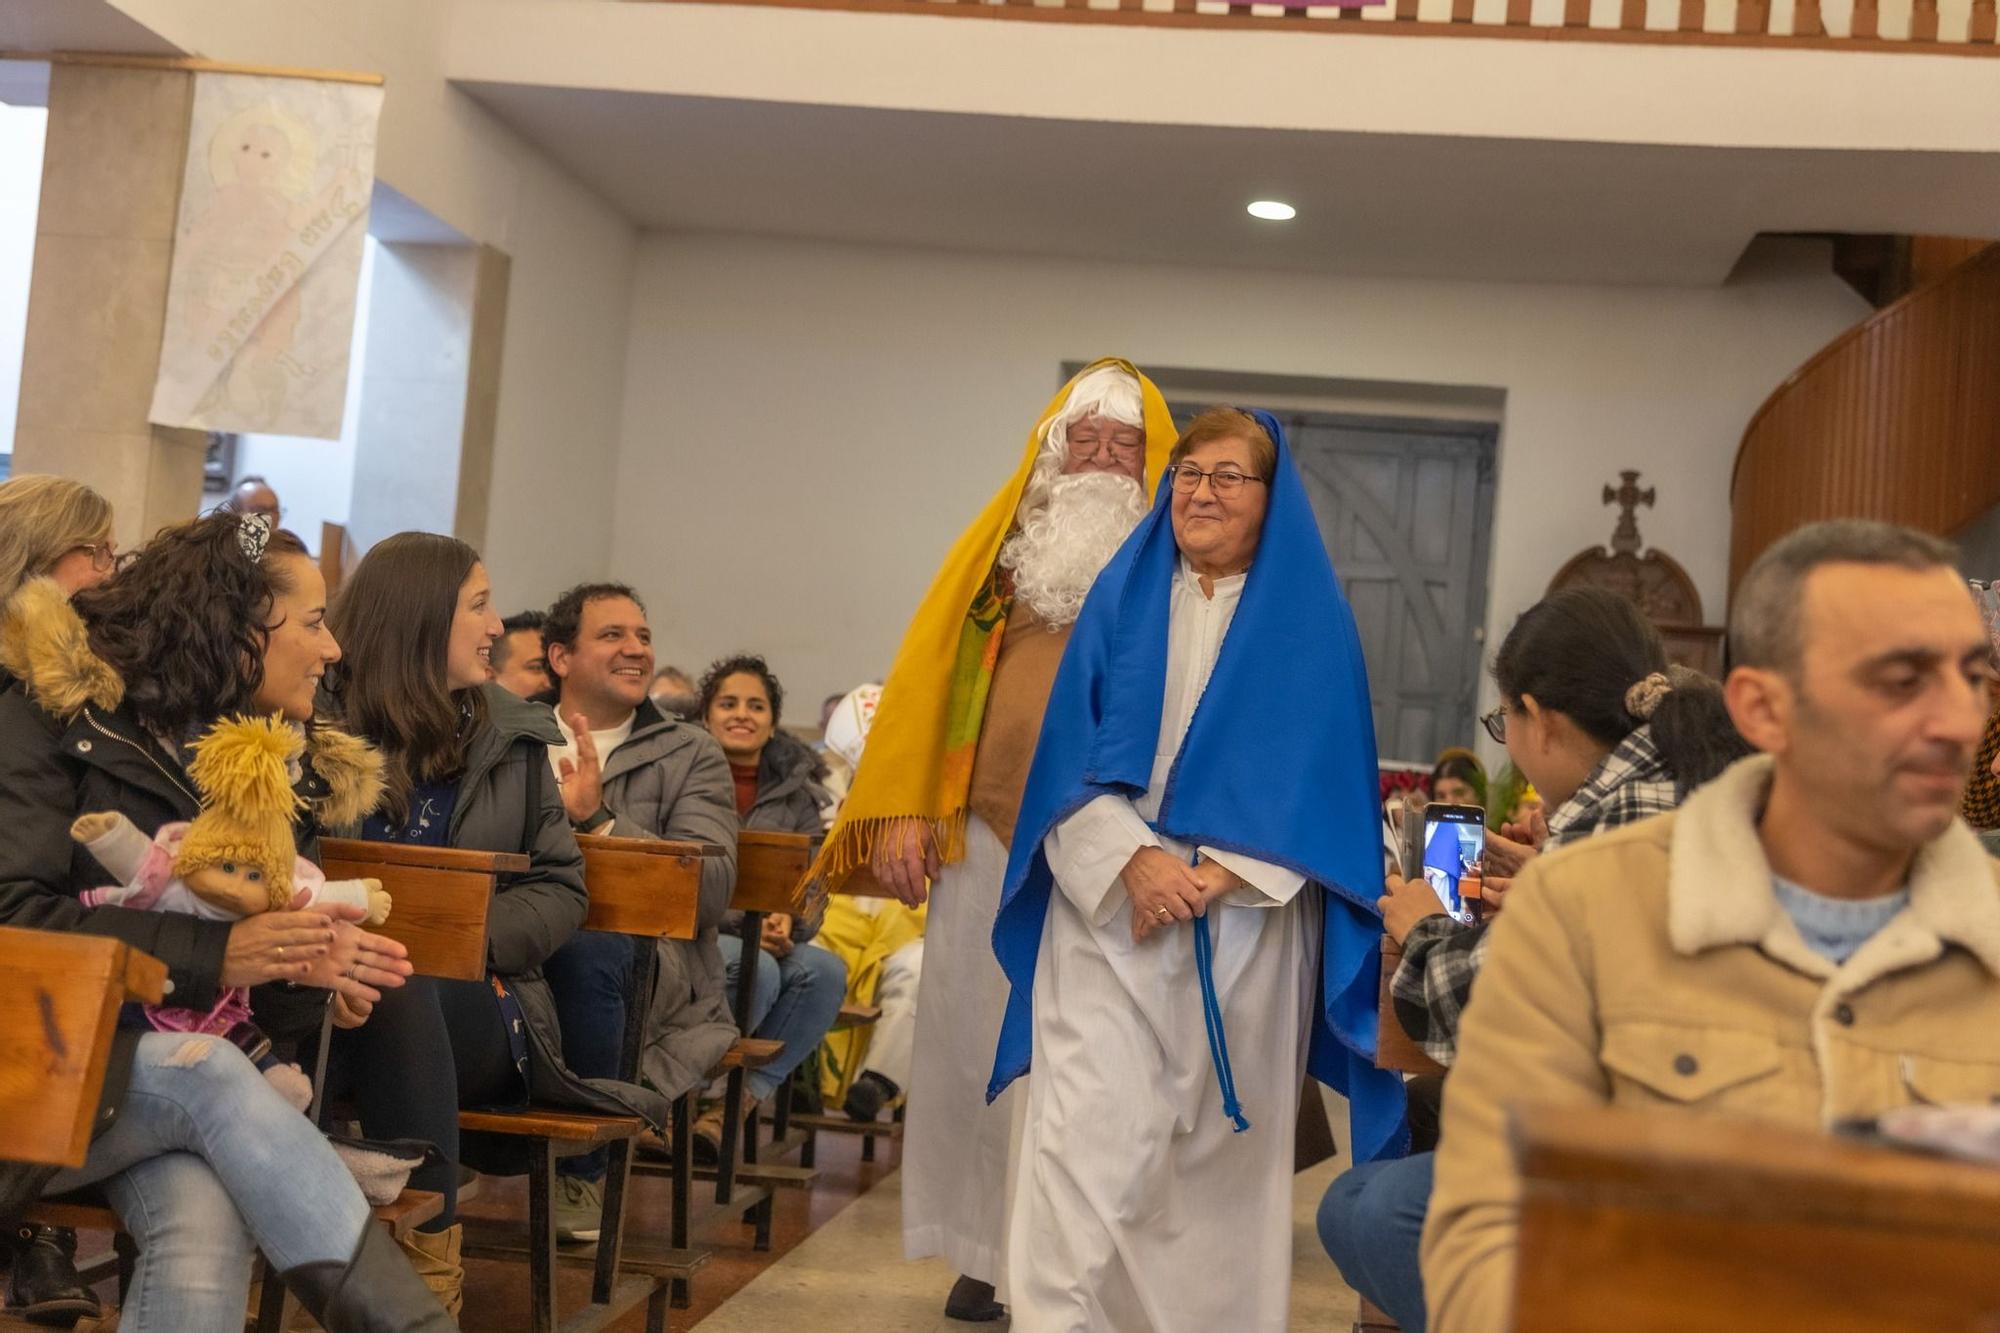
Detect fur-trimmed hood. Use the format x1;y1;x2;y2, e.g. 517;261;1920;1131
0;575;384;826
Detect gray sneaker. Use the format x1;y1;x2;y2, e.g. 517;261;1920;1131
553;1173;604;1244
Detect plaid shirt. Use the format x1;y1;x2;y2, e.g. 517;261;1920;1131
1391;725;1680;1068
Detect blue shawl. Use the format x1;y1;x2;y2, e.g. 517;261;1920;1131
986;410;1409;1165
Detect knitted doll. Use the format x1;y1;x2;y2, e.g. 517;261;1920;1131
72;714;389;1109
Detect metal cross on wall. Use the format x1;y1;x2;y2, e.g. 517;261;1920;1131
1604;470;1657;556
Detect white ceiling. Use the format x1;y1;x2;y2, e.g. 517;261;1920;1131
456;81;2000;286
0;0;177;60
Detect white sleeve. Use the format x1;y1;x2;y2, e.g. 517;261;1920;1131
1044;794;1159;927
1198;846;1307;908
309;878;376;914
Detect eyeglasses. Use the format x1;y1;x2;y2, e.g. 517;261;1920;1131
73;542;118;573
1068;431;1144;459
1480;705;1509;746
1168;465;1267;495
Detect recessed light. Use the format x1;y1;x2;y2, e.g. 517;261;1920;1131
1247;200;1297;222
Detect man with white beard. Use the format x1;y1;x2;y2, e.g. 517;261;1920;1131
799;360;1177;1321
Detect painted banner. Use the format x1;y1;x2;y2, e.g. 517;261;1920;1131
148;73;382;440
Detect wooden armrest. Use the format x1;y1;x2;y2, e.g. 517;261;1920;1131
732;829;816;915
710;1037;785;1075
834;1003;882;1028
838;866;897;899
317;839;500;981
0;927;167;1168
458;1108;643;1144
577;834;702;940
316;839;529;875
1377;936;1446;1077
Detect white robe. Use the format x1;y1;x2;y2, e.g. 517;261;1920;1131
1006;562;1320;1333
902;811;1024;1283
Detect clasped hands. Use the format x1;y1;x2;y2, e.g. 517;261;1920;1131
1122;846;1243;943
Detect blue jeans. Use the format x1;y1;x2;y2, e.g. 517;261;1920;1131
1318;1151;1435;1333
543;928;637;1181
716;936;848;1101
45;1032;373;1333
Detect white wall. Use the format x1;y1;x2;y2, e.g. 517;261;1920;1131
99;0;638;611
609;232;1867;721
0;104;47;469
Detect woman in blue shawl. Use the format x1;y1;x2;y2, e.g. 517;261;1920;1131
989;407;1403;1332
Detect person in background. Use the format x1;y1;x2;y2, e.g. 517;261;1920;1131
1425;519;2000;1333
536;583;739;1226
806;683;924;1122
1429;748;1486;809
490;610;550;699
649;665;699;720
694;655;848;1157
224;476;282;522
1321;588;1752;1333
816;684;880;819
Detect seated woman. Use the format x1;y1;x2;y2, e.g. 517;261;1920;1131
991;408;1396;1331
692;655;847;1159
321;534;669;1268
1319;587;1752;1333
0;508;444;1331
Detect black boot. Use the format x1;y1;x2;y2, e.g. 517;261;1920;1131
4;1225;100;1328
944;1274;1005;1322
842;1071;899;1123
280;1223;457;1332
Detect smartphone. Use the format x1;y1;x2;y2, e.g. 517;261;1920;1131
1410;803;1485;926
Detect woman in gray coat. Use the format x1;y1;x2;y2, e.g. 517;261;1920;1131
322;534;667;1313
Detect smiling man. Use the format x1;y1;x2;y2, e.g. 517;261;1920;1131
533;582;739;1244
1424;520;2000;1333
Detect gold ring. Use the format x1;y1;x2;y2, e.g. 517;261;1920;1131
1153;906;1171;920
277;945;286;961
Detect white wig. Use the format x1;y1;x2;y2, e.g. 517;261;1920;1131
1015;365;1146;525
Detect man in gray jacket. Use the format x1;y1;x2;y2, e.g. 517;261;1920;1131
535;581;740;1242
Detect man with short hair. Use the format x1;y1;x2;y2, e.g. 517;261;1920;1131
1424;519;2000;1333
804;360;1177;1320
491;610;550;698
223;475;280;520
534;582;738;1243
649;665;698;721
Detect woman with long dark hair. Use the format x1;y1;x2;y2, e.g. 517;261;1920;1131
1320;587;1751;1333
0;511;445;1331
322;533;667;1297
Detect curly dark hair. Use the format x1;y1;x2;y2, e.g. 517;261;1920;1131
70;513;310;737
543;583;644;654
698;654;785;728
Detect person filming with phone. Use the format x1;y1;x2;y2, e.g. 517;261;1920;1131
1320;585;1750;1333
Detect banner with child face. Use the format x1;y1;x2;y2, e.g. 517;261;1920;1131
148;72;383;440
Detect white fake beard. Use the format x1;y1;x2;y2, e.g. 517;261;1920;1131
999;471;1151;628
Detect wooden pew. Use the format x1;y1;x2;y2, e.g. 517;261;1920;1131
703;830;819;1247
1511;1103;2000;1332
453;834;713;1333
316;839;521;981
0;927;166;1170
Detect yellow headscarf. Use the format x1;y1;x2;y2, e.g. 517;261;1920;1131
805;358;1177;894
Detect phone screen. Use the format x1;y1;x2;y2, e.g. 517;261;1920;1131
1421;804;1486;926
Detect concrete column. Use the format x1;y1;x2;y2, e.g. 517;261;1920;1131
11;62;208;549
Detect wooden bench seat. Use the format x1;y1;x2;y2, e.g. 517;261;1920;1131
834;1003;881;1028
710;1037;784;1075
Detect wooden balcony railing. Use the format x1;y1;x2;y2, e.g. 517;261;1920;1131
1730;242;2000;592
644;0;2000;54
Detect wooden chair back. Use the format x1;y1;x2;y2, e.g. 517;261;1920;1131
1377;937;1447;1077
317;839;522;981
0;926;166;1167
1512;1103;2000;1332
732;830;814;916
575;834;705;941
